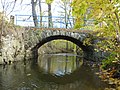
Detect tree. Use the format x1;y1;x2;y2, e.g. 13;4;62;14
72;0;120;42
31;0;38;27
0;0;17;52
58;0;73;50
58;0;73;28
46;0;54;28
0;0;17;35
72;0;120;68
38;0;42;27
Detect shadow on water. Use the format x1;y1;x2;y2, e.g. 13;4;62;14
0;53;109;90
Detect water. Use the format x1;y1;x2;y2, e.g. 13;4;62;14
0;53;109;90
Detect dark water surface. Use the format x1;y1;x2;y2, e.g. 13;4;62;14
0;53;109;90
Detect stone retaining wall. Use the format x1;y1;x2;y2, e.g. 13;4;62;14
0;27;26;64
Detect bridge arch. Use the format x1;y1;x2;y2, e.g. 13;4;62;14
31;35;93;62
33;35;91;51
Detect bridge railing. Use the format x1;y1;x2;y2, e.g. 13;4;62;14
15;14;95;30
15;15;75;28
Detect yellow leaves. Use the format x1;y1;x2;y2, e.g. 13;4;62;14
83;37;92;46
46;0;53;4
72;0;89;29
93;10;104;20
72;0;88;15
72;0;120;35
72;0;82;4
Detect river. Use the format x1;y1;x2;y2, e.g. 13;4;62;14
0;53;110;90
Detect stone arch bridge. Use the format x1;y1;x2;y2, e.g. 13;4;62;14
21;27;103;62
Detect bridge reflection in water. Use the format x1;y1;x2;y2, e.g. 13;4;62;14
38;54;83;76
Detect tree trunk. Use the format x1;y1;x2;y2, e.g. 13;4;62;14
114;12;120;42
0;12;4;54
31;0;38;27
64;1;68;50
48;3;52;28
38;0;42;27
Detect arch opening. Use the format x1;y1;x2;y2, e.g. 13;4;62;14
31;35;93;62
33;35;89;51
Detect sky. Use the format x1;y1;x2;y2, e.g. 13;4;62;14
0;0;61;15
0;0;72;27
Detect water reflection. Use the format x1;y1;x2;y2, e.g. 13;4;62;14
0;53;109;90
38;53;83;76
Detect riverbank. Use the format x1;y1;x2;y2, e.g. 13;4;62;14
99;70;120;90
98;65;120;90
87;61;120;90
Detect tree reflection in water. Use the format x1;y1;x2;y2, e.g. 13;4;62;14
38;54;83;76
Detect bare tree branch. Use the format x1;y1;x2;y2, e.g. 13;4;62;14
7;0;17;16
